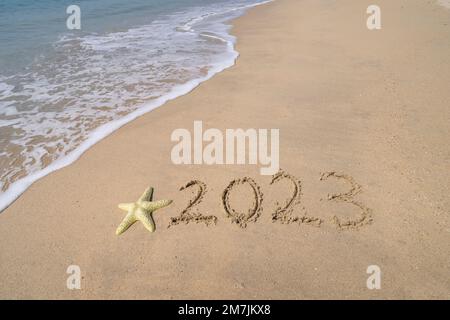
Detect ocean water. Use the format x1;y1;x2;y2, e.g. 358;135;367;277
0;0;271;211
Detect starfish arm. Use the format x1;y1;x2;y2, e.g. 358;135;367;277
118;203;134;211
116;212;137;235
141;199;173;211
137;211;156;233
139;187;154;202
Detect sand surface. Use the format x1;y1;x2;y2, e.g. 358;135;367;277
0;0;449;299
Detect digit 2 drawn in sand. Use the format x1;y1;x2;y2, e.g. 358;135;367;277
271;170;322;226
319;172;373;230
222;177;263;228
169;180;217;227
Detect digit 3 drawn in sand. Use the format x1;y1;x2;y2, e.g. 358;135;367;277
169;180;217;227
319;172;373;230
270;170;322;226
222;177;263;228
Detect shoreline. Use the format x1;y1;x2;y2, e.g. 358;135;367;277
0;0;449;299
0;0;273;214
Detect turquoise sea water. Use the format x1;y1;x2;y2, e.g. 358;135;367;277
0;0;247;74
0;0;270;211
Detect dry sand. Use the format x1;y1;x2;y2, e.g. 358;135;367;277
0;0;449;299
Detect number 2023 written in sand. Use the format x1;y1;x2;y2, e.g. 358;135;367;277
168;170;373;230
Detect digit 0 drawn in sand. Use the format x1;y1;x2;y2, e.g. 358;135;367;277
169;180;217;227
222;177;263;228
319;172;373;230
271;170;322;226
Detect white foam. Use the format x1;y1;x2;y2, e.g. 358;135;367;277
0;119;19;127
0;106;18;116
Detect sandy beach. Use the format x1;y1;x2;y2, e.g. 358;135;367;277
0;0;449;299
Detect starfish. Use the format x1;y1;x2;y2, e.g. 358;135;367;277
116;187;172;235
